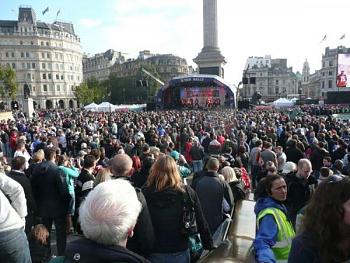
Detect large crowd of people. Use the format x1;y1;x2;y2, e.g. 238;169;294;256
0;105;350;262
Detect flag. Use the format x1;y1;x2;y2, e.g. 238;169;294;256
340;34;345;40
56;9;60;17
320;34;327;43
42;7;49;15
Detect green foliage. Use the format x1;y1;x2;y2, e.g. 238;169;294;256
75;77;108;105
0;66;17;100
107;65;163;104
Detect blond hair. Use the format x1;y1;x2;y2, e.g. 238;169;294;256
220;166;238;183
94;168;112;187
147;155;184;192
31;224;49;245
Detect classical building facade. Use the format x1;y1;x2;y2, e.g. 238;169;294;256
241;56;298;102
301;59;321;99
82;49;125;82
0;7;82;109
110;50;190;82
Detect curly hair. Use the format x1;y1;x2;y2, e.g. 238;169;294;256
302;176;350;263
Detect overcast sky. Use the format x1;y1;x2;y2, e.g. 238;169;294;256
2;0;350;84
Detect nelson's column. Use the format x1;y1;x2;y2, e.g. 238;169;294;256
193;0;226;78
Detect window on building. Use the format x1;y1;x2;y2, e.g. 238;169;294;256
41;41;44;46
47;53;50;59
21;52;24;58
43;84;47;92
27;73;31;79
30;41;34;45
42;63;46;69
12;63;15;68
5;52;9;58
329;61;333;67
32;63;36;69
275;80;279;85
46;42;49;46
322;72;325;76
48;73;52;80
322;62;325;68
56;85;60;91
56;74;59;80
26;52;29;58
32;86;35;92
61;75;64;80
11;52;14;57
328;80;332;89
27;63;30;69
329;71;332;76
42;73;46;79
322;81;325;89
42;52;45;59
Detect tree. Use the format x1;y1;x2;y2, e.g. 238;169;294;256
74;77;108;105
0;66;17;100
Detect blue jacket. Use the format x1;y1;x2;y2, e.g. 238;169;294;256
253;197;289;263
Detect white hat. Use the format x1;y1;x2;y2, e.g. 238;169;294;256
282;162;297;174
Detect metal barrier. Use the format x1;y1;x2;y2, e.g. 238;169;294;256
199;200;256;263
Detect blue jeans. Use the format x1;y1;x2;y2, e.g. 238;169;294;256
149;249;190;263
0;228;32;263
192;160;203;173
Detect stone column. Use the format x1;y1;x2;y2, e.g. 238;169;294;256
203;0;218;48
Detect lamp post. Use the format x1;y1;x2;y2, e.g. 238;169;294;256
234;81;243;108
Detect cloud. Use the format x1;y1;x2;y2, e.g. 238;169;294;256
79;18;102;28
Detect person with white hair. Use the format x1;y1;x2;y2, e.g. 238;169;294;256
64;180;150;262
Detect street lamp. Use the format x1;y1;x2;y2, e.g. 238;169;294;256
233;81;243;108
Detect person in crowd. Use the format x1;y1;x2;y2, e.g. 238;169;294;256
13;140;31;169
28;224;50;263
249;139;262;189
189;138;205;173
109;153;154;257
131;155;155;188
253;175;295;263
191;157;234;235
143;155;213;263
58;155;80;234
0;171;31;262
32;147;71;256
64;180;150;262
284;158;317;227
289;175;350;263
170;150;192;178
275;146;287;173
281;161;297;176
8;156;37;235
220;166;245;201
260;142;277;168
93;167;112;187
26;149;45;179
285;139;305;165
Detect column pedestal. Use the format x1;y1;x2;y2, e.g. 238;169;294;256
23;98;34;119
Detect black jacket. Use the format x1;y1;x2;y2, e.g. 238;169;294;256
143;185;213;253
8;170;37;214
114;176;154;256
284;172;317;226
191;171;234;234
32;161;70;218
64;238;150;263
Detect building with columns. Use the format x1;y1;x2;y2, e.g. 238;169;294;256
0;7;82;109
241;56;298;102
193;0;226;78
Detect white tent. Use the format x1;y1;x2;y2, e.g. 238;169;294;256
97;102;117;112
84;102;99;111
272;98;294;108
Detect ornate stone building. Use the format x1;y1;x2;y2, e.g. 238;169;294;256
241;56;298;102
301;59;321;99
82;49;125;82
0;7;83;109
110;50;190;82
